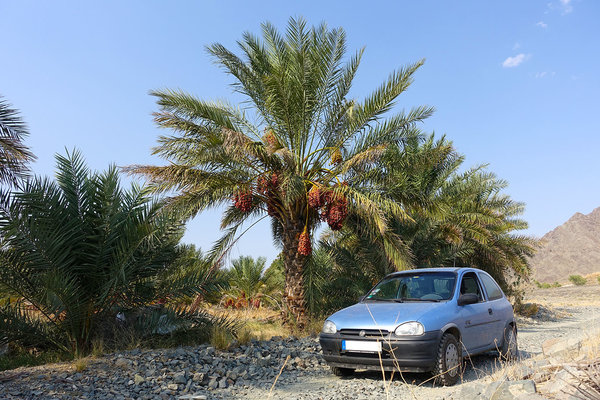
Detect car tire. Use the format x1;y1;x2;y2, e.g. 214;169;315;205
331;366;354;377
433;332;462;386
500;325;518;361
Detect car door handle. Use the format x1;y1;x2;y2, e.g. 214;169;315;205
488;308;493;315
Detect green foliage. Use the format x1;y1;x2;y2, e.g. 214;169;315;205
0;96;36;188
0;151;233;355
302;247;374;316
226;255;283;308
323;135;537;297
569;275;587;286
534;280;561;289
0;346;70;372
597;276;600;285
165;244;229;304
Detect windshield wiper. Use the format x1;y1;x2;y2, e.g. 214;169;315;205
397;297;441;302
364;297;394;302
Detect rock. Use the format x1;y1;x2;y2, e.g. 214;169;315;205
460;383;486;399
542;337;582;357
134;374;144;385
257;355;271;366
543;369;573;395
167;383;179;391
115;357;130;368
218;378;228;389
486;380;537;400
173;371;187;384
208;378;219;390
178;395;207;400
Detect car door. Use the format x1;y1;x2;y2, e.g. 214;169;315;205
478;272;509;348
458;272;496;352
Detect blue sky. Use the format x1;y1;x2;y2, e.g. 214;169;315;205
1;0;598;266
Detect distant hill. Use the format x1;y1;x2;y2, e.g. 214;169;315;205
530;207;600;283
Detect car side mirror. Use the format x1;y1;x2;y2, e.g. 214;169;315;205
457;293;479;306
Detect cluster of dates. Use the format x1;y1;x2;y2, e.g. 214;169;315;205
232;174;348;257
308;185;348;231
223;292;261;309
232;172;281;215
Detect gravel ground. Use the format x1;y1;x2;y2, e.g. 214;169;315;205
1;289;599;400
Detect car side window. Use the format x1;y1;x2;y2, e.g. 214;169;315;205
479;273;504;301
460;272;483;302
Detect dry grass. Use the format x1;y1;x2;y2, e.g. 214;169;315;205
202;304;326;340
73;358;87;372
210;325;233;350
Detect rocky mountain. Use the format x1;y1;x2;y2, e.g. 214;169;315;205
530;207;600;283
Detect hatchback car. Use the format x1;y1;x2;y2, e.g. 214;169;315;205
319;267;517;385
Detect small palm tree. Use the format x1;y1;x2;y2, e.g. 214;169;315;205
224;256;283;309
0;96;36;188
128;18;433;327
227;256;266;300
0;151;229;355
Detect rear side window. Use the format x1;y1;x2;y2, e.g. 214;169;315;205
479;273;503;300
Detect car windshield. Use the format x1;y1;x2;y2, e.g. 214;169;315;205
364;272;457;302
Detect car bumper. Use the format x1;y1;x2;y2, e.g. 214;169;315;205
319;330;442;373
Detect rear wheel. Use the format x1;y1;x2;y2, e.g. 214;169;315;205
433;332;462;386
500;325;518;361
331;366;354;377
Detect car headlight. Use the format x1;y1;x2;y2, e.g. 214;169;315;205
394;321;424;336
322;320;337;334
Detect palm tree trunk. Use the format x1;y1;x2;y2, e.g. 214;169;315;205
281;219;308;329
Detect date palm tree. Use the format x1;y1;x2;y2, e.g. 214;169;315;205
324;135;537;295
0;151;230;355
128;17;433;327
0;96;36;188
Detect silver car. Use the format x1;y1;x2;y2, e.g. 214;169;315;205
319;267;518;385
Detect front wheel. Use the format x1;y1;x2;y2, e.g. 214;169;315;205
500;326;518;361
433;332;462;386
331;366;354;377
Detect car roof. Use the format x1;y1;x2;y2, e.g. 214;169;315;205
385;267;482;278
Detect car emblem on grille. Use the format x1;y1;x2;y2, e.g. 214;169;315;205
359;330;366;337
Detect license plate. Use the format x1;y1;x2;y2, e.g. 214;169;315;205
342;340;382;353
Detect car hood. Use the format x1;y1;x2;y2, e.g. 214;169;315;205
327;301;444;332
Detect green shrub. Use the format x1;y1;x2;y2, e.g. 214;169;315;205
0;347;70;371
0;151;233;356
534;280;562;289
597;276;600;284
569;275;587;286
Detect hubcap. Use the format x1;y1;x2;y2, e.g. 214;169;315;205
445;343;459;377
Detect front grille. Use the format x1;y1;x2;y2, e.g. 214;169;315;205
339;329;390;338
